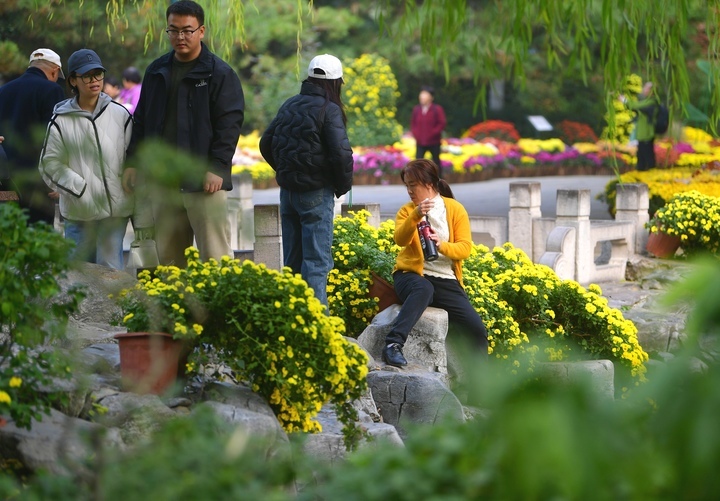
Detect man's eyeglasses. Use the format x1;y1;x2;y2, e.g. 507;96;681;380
79;71;106;84
165;26;203;39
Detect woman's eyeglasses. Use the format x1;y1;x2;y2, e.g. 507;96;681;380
79;71;106;84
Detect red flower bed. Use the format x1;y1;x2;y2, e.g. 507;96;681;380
655;144;681;168
556;120;598;144
462;120;521;143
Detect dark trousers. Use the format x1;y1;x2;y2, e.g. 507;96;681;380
385;271;488;354
416;144;442;178
637;140;656;171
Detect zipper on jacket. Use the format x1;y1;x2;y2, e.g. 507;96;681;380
89;117;114;215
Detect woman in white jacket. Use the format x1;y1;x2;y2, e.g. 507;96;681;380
39;49;135;269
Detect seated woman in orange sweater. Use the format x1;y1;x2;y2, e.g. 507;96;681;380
382;159;489;367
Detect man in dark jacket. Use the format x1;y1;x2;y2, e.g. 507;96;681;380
259;54;353;308
125;0;244;266
0;48;65;224
410;85;446;177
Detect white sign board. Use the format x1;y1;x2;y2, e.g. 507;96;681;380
527;115;553;132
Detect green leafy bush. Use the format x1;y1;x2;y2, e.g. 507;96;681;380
327;212;648;384
0;407;301;500
115;249;369;445
343;53;403;147
647;190;720;255
6;355;720;499
0;204;83;429
328;210;399;335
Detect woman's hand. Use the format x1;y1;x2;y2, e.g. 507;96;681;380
427;230;442;250
416;197;435;217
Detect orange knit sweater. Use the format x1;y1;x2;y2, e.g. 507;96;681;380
393;196;473;287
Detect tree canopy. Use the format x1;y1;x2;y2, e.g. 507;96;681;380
4;0;718;133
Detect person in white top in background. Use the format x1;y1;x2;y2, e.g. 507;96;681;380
39;49;145;269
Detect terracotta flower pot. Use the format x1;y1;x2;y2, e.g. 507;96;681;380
368;271;401;312
647;231;681;259
114;332;189;395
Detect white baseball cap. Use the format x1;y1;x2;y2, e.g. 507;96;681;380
308;54;343;81
29;48;65;79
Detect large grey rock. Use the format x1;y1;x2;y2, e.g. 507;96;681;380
197;401;289;459
537;360;615;400
81;343;121;373
358;305;449;375
352;385;382;423
366;370;464;436
95;392;176;444
626;309;686;353
0;408;123;474
601;280;689;354
66;320;126;347
59;262;136;332
201;381;276;418
302;405;403;464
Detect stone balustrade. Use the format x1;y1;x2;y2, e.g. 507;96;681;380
237;178;649;285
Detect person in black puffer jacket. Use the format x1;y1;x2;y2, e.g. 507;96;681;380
260;54;353;308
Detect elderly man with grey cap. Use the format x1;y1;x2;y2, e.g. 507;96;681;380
0;48;65;224
38;49;145;270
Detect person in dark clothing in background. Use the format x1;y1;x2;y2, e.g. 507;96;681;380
259;54;353;308
0;48;65;224
410;85;446;177
125;0;245;267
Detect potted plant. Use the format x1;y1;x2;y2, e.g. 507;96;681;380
116;248;369;447
645;190;720;257
329;210;400;335
113;262;205;395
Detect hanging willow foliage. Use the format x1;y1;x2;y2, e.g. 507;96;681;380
34;0;720;125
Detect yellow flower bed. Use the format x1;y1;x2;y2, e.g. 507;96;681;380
331;212;648;384
463;243;647;382
117;249;369;443
614;168;720;206
518;138;566;154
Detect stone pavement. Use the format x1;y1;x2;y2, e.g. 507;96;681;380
253;175;616;220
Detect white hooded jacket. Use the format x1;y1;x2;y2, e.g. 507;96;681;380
39;93;134;221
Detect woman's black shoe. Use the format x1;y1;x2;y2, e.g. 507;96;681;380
382;343;408;367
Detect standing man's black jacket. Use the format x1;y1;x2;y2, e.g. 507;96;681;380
259;81;353;197
130;43;244;192
0;67;65;174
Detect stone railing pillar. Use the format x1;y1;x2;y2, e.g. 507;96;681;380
253;204;283;270
341;203;381;228
556;189;591;283
615;183;649;255
229;172;255;251
508;182;541;258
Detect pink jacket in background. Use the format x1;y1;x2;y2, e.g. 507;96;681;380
118;84;142;115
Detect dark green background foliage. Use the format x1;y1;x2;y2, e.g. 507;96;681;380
2;1;716;137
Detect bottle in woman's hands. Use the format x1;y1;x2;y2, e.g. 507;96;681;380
417;217;438;262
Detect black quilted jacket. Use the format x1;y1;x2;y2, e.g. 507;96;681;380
259;81;353;196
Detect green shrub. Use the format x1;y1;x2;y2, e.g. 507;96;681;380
0;408;301;500
0;204;83;429
7;356;720;499
343;53;403;147
115;250;369;446
327;211;648;384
